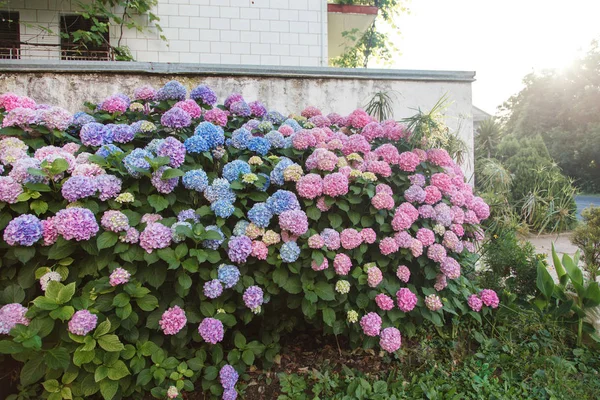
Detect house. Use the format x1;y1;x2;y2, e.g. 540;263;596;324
473;105;492;133
0;0;377;66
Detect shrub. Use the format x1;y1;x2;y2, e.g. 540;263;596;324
0;87;493;399
478;228;542;297
572;206;600;281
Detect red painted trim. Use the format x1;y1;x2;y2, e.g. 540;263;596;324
327;3;379;15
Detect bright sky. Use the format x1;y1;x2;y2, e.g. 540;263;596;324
382;0;600;115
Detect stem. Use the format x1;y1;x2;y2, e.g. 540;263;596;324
577;317;583;347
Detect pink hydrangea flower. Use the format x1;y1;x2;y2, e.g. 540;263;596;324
174;99;202;118
468;294;483;312
279;210;309;236
204;108;228;126
375;294;394;310
430;173;454;194
480;289;499;308
311;258;329;271
396;265;410;283
410;239;423;257
425;294;443;311
342;134;371;155
68;310;97;336
374;143;400;164
440;257;461;279
139;223;172;253
109;268;130;286
340;228;362;250
296;174;323;199
41;217;58;246
427;148;453;166
322;172;349;197
416;228;435;246
424;186;442;205
379;237;399;255
159;306;187;335
359;312;382;336
396;288;418;312
427;244;447;263
392;202;419;231
434;274;447;291
0;303;30;334
361;228;376;244
395;231;413;248
372;193;395;210
375;183;393;196
398;151;420;172
367;266;383;287
321;228;340;250
251;240;268;260
316;196;331;212
379;327;402;353
333;253;352;275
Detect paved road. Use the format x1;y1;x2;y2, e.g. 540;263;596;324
575;195;600;220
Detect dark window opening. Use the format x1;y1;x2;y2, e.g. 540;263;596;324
0;11;20;59
60;14;111;60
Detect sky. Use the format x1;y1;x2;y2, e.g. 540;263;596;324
382;0;600;115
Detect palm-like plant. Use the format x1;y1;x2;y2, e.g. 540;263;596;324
475;118;501;159
364;91;397;122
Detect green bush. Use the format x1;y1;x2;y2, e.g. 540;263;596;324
572;206;600;281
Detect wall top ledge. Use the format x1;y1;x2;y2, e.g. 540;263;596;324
0;60;476;82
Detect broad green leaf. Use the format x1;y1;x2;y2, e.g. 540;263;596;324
56;282;76;304
97;232;118;251
314;281;335;301
45;347;71;370
107;360;130;380
99;379;119;400
147;194;169;212
322;308;335;327
97;335;124;352
536;263;555;298
20;356;46;386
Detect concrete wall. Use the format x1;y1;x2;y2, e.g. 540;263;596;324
4;0;327;66
0;61;475;177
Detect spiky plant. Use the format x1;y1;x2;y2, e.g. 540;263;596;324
364;90;397;122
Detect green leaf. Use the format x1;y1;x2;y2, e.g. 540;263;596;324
148;194;169;212
2;284;25;303
33;296;58;311
585;282;600;308
551;243;567;282
45;347;71;370
536;263;555;298
42;379;61;393
97;335;124;352
314;281;335;301
113;293;130;308
97;232;118;251
107;360;130;380
328;213;343;229
322;308;335;327
49;305;75;321
348;211;360;225
136;295;159;311
30;199;49;215
161;168;184;179
0;340;24;354
99;379;119;400
56;282;76;304
178;273;192;290
14;247;36;264
242;349;255;365
283;276;302;294
306;206;321;221
48;241;77;260
20;356;46;386
234;332;247;349
136;369;152;386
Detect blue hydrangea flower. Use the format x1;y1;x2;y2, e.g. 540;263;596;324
182;169;209;192
233;220;250;236
156;80;187;101
204;178;236;203
280;241;300;263
72;112;95;129
184;135;210;153
144;138;163;154
222;160;251;182
202;225;224;250
110;124;135;144
194;122;225;149
257;173;270;192
80;122;111;147
244;119;261;131
123;148;154;177
230;101;252;117
95;144;123;159
230;128;252;149
211;200;235;218
177;209;200;223
247;137;271;156
3;214;43;246
283;118;302;132
283;137;293;148
264;111;285;125
265;131;285;149
270;157;294;186
190;85;217;105
266;190;300;215
218;264;241;289
248;203;272;228
171;221;192;243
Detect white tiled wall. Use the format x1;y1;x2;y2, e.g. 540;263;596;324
5;0;328;66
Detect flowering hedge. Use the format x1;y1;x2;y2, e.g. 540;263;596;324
0;84;496;400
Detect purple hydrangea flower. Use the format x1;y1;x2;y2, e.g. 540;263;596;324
0;303;30;334
161;107;192;129
243;286;264;310
68;310;98;335
220;364;239;389
139;222;172;253
204;279;223;299
198;317;224;344
151;167;179;194
227;235;252;263
156;136;186;168
55;207;99;241
61;176;97;202
190;85;217;105
95;174;122;201
80;122;111;147
111;124;135;143
157;80;187;101
3;214;43;246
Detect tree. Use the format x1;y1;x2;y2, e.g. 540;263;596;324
475;118;501;159
330;0;408;68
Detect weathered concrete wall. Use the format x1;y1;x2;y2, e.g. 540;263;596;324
0;62;475;176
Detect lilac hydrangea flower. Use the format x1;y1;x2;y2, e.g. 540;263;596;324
204;279;223;299
0;303;30;334
109;268;130;286
228;236;252;263
68;310;98;335
198;317;224;344
243;286;264;310
54;207;99;241
3;214;43;246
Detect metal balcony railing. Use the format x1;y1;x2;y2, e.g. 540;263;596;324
0;42;114;61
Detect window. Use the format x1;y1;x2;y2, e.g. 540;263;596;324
0;11;20;59
60;14;111;61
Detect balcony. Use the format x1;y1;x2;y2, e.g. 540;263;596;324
0;42;114;61
327;2;379;58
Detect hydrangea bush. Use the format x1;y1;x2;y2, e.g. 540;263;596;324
0;85;496;399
